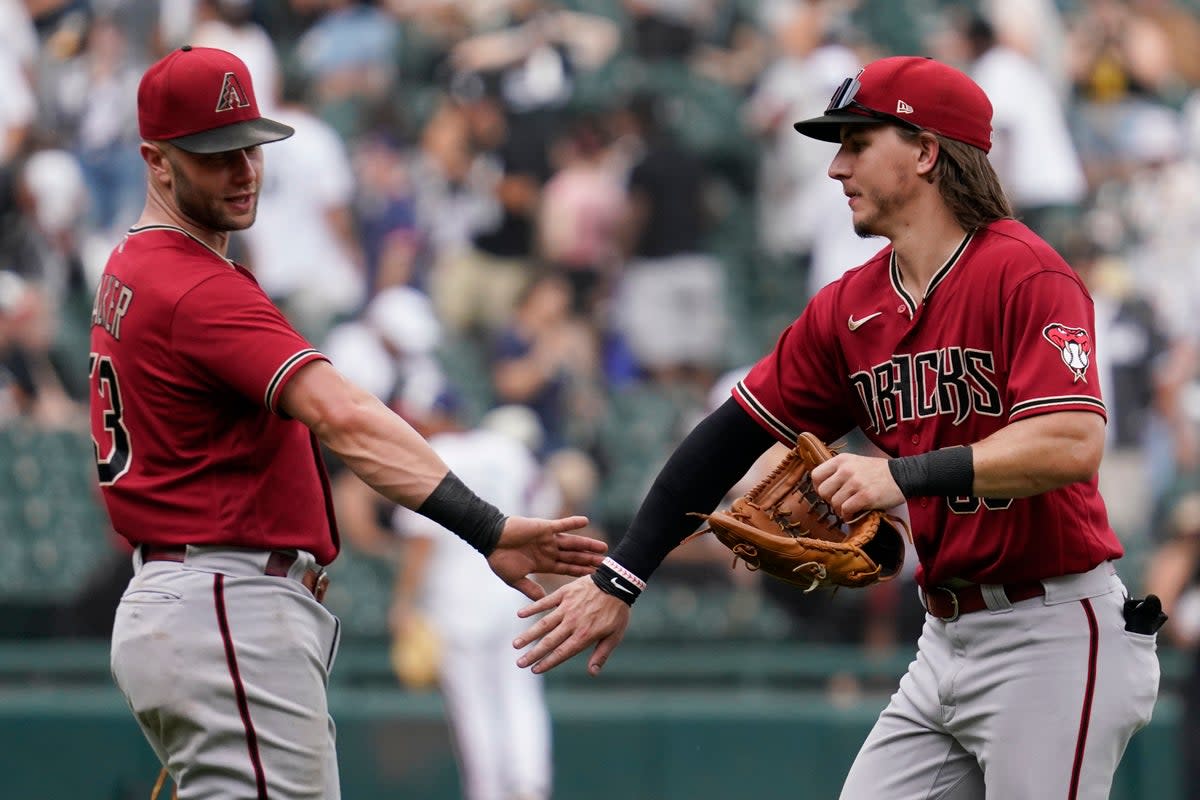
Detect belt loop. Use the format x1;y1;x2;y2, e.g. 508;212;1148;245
981;584;1014;613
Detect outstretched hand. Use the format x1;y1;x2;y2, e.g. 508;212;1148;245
487;515;606;600
513;575;631;675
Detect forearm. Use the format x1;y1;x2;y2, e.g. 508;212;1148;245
281;361;450;508
969;412;1105;497
888;412;1106;500
285;362;510;555
316;388;450;508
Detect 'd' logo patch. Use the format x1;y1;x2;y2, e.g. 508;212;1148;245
215;72;251;113
1042;323;1092;383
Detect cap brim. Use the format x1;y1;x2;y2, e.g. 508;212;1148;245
167;117;295;154
793;110;887;142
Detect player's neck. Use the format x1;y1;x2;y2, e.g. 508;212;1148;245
889;215;969;303
137;194;232;257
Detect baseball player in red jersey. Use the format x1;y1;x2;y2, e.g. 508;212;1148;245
91;46;604;799
514;56;1163;798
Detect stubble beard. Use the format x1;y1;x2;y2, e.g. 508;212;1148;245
171;165;257;233
852;188;902;239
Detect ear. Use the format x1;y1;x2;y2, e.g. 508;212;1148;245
914;132;940;180
141;142;173;187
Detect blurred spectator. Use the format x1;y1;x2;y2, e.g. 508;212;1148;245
947;13;1088;249
490;271;604;455
390;392;557;800
237;71;366;343
1095;104;1200;490
321;283;444;409
741;2;878;295
428;73;548;340
1144;478;1200;798
1063;231;1177;543
626;0;705;62
0;0;39;67
352;131;421;293
980;0;1070;98
0;40;37;172
405;99;501;287
610;93;727;385
537;114;627;319
0;272;76;427
1064;0;1200;185
448;0;621;115
48;16;144;238
190;0;282;114
293;0;401;139
334;381;559;800
687;0;769;89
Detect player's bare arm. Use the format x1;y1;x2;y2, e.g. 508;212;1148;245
967;411;1104;496
812;411;1105;519
281;360;604;598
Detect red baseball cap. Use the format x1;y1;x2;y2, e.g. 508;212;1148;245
793;56;993;152
137;45;293;154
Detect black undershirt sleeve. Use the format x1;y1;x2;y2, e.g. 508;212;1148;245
608;396;779;580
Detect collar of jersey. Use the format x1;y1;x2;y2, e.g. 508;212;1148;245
126;224;235;267
888;230;974;315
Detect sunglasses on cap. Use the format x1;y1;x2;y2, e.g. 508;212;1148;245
826;76;922;132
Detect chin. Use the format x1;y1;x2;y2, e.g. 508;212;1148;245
852;219;878;238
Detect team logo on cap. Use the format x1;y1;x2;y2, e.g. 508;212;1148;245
215;72;251;113
1042;323;1091;382
896;100;914;114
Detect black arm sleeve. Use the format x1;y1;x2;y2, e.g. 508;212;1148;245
609;396;779;580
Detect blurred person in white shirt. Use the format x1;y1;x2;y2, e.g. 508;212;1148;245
741;3;880;296
237;71;365;342
932;12;1087;248
372;387;560;800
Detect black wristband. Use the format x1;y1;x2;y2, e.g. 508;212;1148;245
888;446;974;498
417;471;507;555
591;557;645;606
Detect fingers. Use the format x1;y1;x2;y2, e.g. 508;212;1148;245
554;536;607;562
546;514;590;533
515;617;575;670
588;635;620;676
512;576;545;602
553;532;607;556
516;590;563;620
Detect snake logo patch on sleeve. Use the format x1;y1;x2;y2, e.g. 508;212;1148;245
1042;323;1092;383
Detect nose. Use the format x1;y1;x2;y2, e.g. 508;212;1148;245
232;148;259;183
828;146;851;181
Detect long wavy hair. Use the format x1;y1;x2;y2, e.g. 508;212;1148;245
899;128;1013;230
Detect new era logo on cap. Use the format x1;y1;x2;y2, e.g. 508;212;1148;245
137;46;293;154
896;100;914;114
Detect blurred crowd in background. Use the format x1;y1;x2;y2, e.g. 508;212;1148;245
2;0;1200;663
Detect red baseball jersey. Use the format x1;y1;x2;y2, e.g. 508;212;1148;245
89;225;339;564
736;219;1121;587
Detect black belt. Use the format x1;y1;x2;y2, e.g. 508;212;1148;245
920;580;1045;621
141;545;329;604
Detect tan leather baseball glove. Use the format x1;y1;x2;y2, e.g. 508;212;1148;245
390;613;441;691
694;433;909;592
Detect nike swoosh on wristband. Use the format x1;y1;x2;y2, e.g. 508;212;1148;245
611;577;634;594
848;311;883;331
